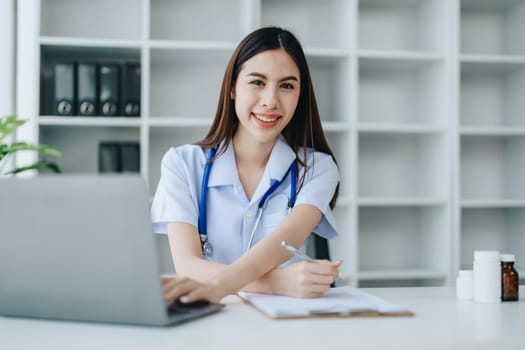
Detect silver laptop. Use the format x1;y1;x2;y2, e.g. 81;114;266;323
0;175;223;326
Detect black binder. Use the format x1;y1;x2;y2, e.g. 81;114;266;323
99;64;120;116
54;62;75;116
77;63;98;116
98;142;120;173
120;142;140;173
121;62;140;117
98;141;140;173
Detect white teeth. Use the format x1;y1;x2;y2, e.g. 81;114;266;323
254;114;279;122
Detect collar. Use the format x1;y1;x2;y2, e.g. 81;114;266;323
206;135;296;190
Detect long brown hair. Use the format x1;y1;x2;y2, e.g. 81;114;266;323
197;27;339;208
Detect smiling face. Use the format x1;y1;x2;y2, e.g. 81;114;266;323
231;49;301;147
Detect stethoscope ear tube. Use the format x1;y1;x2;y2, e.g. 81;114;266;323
198;147;217;256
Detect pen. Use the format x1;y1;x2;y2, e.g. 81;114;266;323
281;241;318;263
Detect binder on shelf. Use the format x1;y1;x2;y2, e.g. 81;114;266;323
98;141;140;173
98;142;120;173
76;63;98;116
53;62;76;116
121;62;141;117
99;64;120;116
120;142;140;173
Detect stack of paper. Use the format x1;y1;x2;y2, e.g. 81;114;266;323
238;286;413;319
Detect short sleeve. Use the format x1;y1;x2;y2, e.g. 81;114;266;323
294;151;340;239
150;147;200;234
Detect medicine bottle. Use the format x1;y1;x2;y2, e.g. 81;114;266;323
473;250;501;303
456;270;473;300
500;254;519;301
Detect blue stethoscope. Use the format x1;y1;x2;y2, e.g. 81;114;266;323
198;147;297;257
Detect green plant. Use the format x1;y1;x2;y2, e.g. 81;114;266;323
0;115;61;175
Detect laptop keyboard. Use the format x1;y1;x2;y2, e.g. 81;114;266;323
167;299;225;322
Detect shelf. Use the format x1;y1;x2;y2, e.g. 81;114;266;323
358;123;445;134
150;0;242;42
261;0;352;50
39;116;141;127
321;122;352;132
358;50;444;61
460;61;525;127
460;135;525;200
460;207;525;270
303;48;351;58
41;0;142;40
461;54;525;65
148;117;212;128
358;133;447;198
461;199;525;208
359;57;446;126
358;0;447;53
460;126;525;136
40;37;142;49
149;48;230;118
39;125;140;174
307;56;352;123
148;40;236;51
358;206;449;274
358;197;447;207
460;0;525;55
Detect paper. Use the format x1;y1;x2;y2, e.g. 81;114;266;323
238;286;412;319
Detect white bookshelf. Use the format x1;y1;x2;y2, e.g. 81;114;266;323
457;0;525;280
15;0;525;285
1;0;15;117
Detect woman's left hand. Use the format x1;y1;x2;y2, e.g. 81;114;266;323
161;276;226;304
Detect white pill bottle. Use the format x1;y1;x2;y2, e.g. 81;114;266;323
473;250;501;303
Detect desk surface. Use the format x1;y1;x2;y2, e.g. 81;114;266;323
2;287;524;350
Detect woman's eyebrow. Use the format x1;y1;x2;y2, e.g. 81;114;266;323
246;72;299;82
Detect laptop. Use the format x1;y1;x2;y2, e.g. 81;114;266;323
0;175;224;326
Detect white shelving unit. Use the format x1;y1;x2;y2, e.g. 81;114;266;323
0;0;15;117
15;0;525;285
457;0;525;281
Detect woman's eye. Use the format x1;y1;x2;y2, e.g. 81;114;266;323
250;80;264;86
281;82;295;90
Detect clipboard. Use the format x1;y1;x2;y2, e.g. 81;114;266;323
238;286;414;319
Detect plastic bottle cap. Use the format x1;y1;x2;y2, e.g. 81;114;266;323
458;270;473;278
500;254;515;262
474;250;500;261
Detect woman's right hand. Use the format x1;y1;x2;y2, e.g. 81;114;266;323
268;260;343;298
162;276;227;305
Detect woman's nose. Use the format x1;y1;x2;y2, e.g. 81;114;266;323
260;86;278;108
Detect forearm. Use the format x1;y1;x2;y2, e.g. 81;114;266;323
175;254;284;294
208;205;321;296
168;205;321;297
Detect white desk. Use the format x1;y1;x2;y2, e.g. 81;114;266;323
1;287;524;350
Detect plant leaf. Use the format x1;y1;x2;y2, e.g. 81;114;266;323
0;115;26;142
7;159;62;174
1;142;62;157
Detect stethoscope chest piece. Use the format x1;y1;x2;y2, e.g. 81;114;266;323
200;234;213;257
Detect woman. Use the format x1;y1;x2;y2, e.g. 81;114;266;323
151;27;342;304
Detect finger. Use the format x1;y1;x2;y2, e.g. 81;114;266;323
161;276;177;286
180;288;218;304
310;274;335;286
309;283;331;295
309;262;341;276
163;278;202;303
